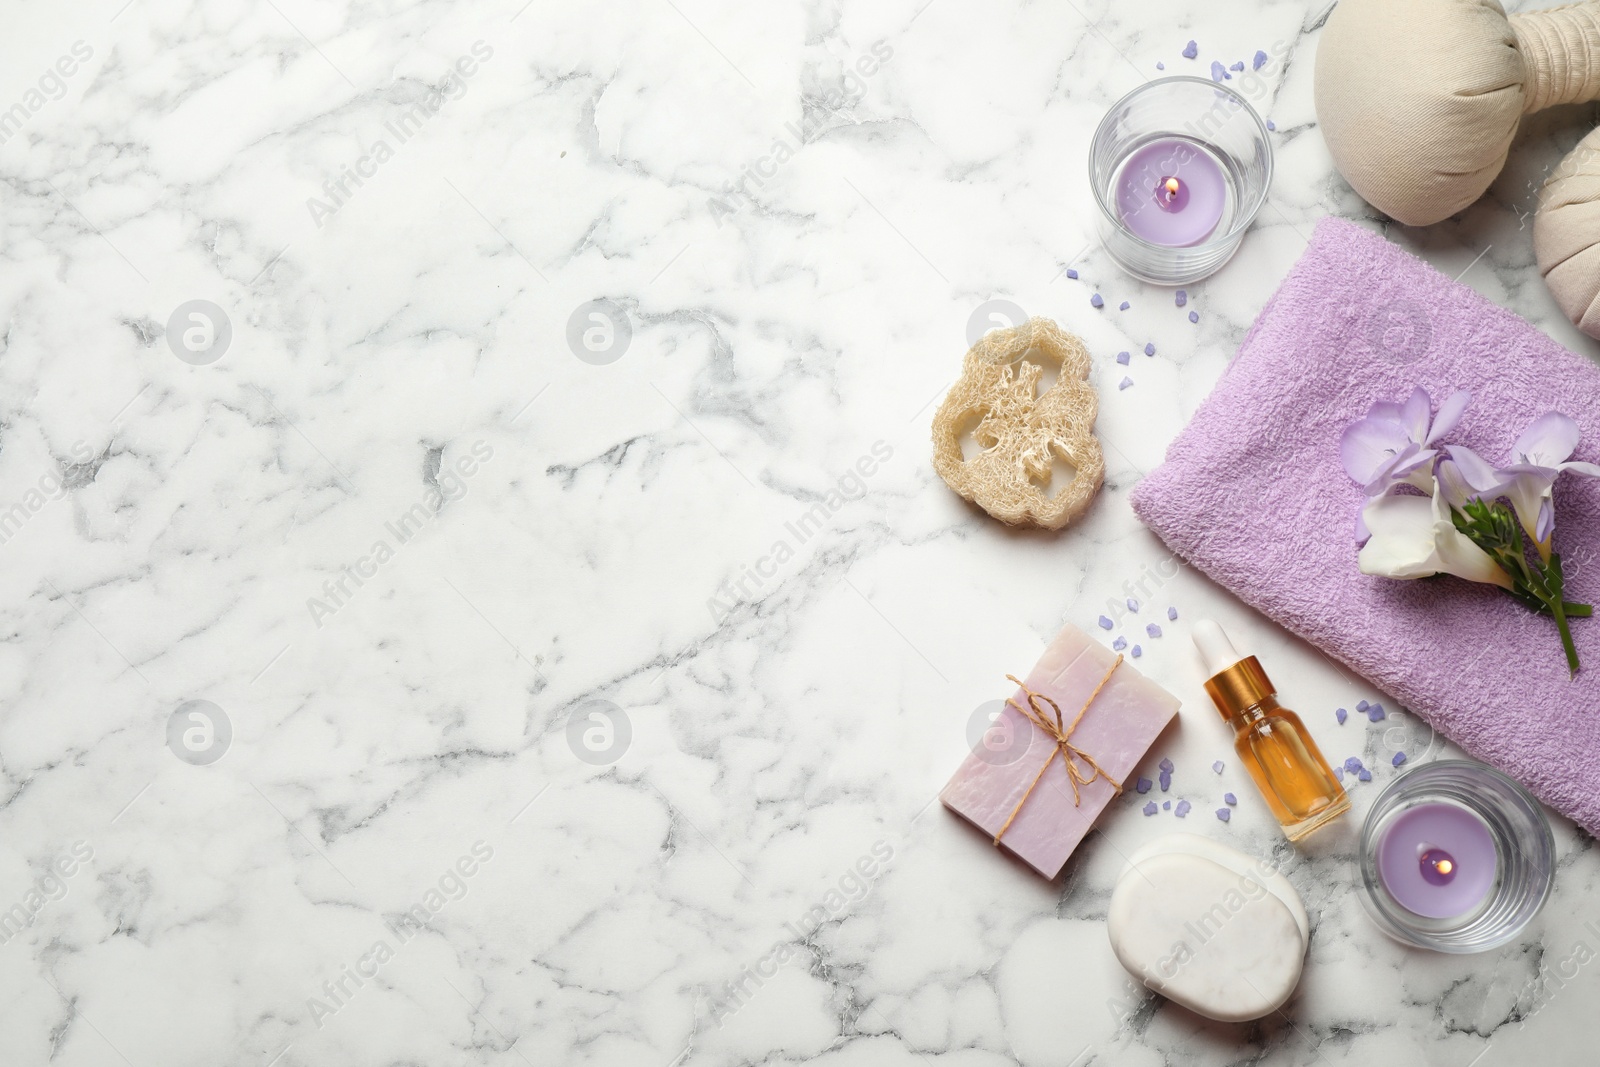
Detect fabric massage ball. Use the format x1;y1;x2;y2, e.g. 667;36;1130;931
1536;127;1600;339
1316;0;1600;226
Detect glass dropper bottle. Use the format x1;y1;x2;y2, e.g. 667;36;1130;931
1194;620;1349;842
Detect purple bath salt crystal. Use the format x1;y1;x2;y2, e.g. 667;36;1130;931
1356;699;1370;713
1158;770;1171;791
1367;703;1386;721
1333;766;1344;782
1112;636;1128;651
1224;792;1237;805
1182;40;1198;59
1098;615;1114;630
1344;756;1363;773
1119;301;1130;311
1158;757;1174;772
1136;776;1152;793
1392;752;1407;767
1230;61;1245;71
1175;800;1191;818
1127;598;1140;612
1091;293;1104;308
1216;807;1231;822
1163;800;1171;810
1188;310;1199;323
1253;50;1269;69
1358;768;1372;782
1156;61;1165;70
1066;268;1079;279
1336;707;1348;725
1175;290;1187;307
1116;350;1131;365
1131;644;1143;658
1143;801;1158;816
1144;342;1156;356
1212;760;1224;774
1119;376;1134;391
1167;606;1178;621
1210;61;1228;81
1146;623;1163;638
1266;120;1276;131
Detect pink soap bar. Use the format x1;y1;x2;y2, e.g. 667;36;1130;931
941;623;1181;879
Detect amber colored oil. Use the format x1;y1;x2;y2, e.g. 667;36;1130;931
1229;698;1350;841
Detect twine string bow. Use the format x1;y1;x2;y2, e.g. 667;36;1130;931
992;654;1125;846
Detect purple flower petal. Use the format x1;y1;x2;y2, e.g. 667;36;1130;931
1159;757;1174;772
1336;708;1348;724
1212;760;1224;773
1513;412;1581;467
1340;417;1414;487
1175;800;1191;818
1425;389;1472;445
1116;350;1130;365
1175;290;1188;307
1112;636;1128;651
1188;310;1199;323
1182;40;1198;59
1216;807;1231;822
1144;343;1156;356
1146;623;1163;638
1131;644;1142;658
1392;752;1407;767
1136;776;1152;793
1119;376;1133;391
1143;801;1158;816
1167;606;1178;620
1098;615;1114;630
1253;50;1269;69
1090;293;1104;308
1224;792;1237;805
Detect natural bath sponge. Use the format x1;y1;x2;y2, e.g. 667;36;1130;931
1316;0;1600;226
1536;127;1600;338
931;317;1104;529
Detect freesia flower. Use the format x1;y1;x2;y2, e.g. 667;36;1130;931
1498;413;1600;560
1357;485;1513;590
1340;386;1471;497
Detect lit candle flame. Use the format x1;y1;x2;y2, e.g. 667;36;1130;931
1436;859;1453;875
1164;178;1181;196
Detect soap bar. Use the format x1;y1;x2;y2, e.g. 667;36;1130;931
1108;835;1306;1022
941;623;1181;879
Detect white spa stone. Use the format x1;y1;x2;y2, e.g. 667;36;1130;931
1108;836;1307;1022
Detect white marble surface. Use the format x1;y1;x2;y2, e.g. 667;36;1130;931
2;0;1599;1064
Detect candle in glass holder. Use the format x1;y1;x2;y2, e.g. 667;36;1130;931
1114;138;1227;247
1376;802;1498;919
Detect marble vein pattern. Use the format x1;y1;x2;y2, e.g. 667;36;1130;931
0;0;1597;1064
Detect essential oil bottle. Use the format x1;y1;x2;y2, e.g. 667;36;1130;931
1193;620;1349;842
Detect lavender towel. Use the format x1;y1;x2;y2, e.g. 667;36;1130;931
1130;218;1600;835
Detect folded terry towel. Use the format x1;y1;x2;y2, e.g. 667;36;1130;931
1131;218;1600;835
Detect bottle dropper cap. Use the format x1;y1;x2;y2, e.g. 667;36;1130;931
1193;618;1276;720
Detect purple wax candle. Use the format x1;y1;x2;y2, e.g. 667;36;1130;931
1114;138;1227;247
1376;802;1498;919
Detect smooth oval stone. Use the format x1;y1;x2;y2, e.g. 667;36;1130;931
1108;847;1305;1022
1123;833;1308;946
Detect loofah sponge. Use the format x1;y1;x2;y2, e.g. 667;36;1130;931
1536;127;1600;339
931;317;1105;529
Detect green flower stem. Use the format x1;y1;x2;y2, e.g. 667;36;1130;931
1453;501;1586;676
